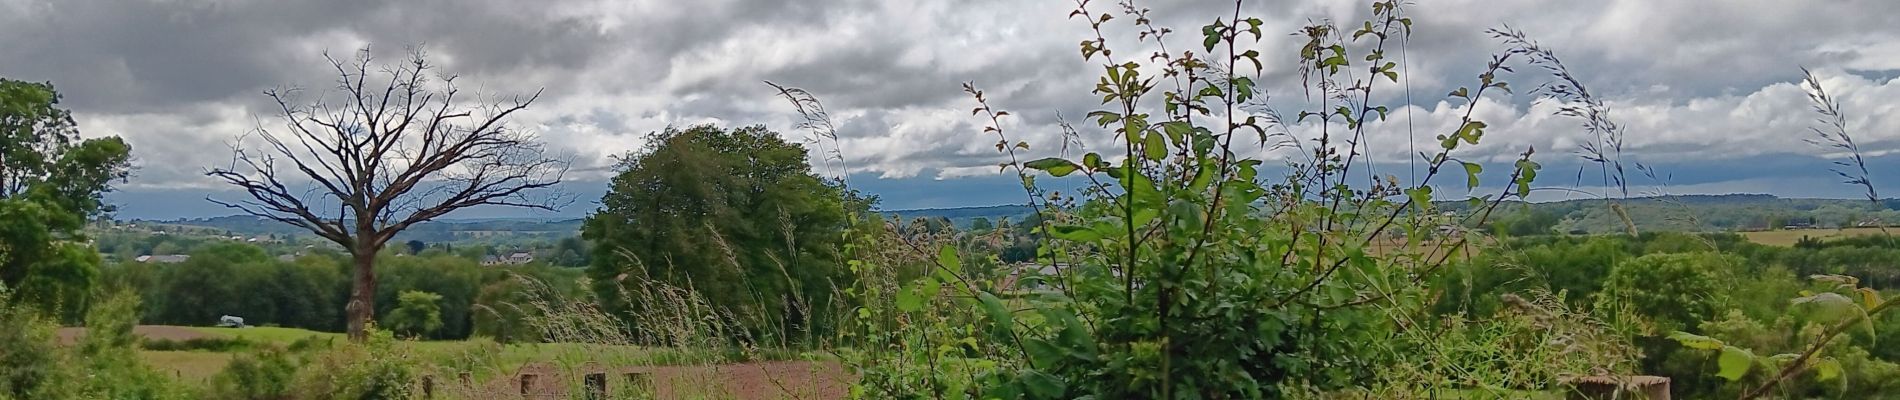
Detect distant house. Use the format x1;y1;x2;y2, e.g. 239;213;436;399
136;255;190;264
481;252;535;266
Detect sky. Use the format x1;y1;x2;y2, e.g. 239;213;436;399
2;0;1898;220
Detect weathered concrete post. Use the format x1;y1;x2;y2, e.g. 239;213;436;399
584;372;607;400
518;373;538;396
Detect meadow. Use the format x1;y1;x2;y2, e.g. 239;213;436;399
1741;227;1893;246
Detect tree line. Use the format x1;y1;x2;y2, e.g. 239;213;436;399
101;243;584;341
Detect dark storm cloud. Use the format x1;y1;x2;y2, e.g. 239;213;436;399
5;0;1900;215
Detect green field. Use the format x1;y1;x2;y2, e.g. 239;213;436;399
1740;227;1892;246
136;326;790;389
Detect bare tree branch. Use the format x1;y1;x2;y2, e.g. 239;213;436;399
205;46;569;340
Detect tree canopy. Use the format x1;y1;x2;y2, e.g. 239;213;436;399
583;124;860;342
0;79;132;320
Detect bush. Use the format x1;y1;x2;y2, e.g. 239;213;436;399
1595;252;1740;333
208;348;299;400
291;327;417;400
74;290;192;400
0;290;75;399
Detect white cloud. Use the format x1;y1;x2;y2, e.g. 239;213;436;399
6;0;1900;206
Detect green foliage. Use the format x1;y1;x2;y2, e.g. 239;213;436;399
73;291;191;399
471;276;543;343
208;348;299;400
0;79;133;321
1596;252;1740;332
0;288;73;399
382;291;444;337
107;241;581;340
584;124;860;343
292;327;417;400
969;217;994;232
1483;204;1560;237
144;243;346;331
372;256;482;339
840;1;1547;397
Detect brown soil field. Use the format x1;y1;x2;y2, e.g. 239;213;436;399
438;360;850;399
55;325;224;345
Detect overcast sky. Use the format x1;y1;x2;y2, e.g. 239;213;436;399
3;0;1898;219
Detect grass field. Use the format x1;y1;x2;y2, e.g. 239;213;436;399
129;325;822;395
1741;227;1892;246
139;350;233;384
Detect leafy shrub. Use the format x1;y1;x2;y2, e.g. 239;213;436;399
208;348;299;400
1596;252;1740;333
382;290;444;338
0;288;75;399
291;327;417;400
73;291;191;400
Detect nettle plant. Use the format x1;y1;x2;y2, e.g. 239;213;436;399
837;1;1544;398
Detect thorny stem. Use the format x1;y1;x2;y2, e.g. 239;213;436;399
964;83;1077;304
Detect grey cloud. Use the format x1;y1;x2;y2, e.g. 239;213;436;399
4;0;1900;208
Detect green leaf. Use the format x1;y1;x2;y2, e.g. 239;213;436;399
895;284;924;312
1794;292;1875;338
1717;346;1755;381
1159;121;1193;144
1143;132;1167;161
1461;162;1483;189
1131;207;1159;227
1456;121;1486;144
1025;338;1064;367
1815;357;1843;382
1050;225;1105;243
1020;370;1067;398
1024;157;1082;177
1082;152;1104;170
937;245;962;273
1514;159;1541;197
1406;186;1434;210
1233;76;1255;103
977;291;1013;335
1669;331;1726;350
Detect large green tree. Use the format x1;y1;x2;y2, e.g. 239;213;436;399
0;79;132;320
583;124;857;343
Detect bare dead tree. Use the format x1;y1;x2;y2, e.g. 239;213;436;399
207;47;568;341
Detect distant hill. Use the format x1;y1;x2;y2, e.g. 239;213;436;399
141;195;1896;240
882;204;1035;228
1446;194;1900;234
127;215;585;243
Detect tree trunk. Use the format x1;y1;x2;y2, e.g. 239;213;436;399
345;248;377;341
